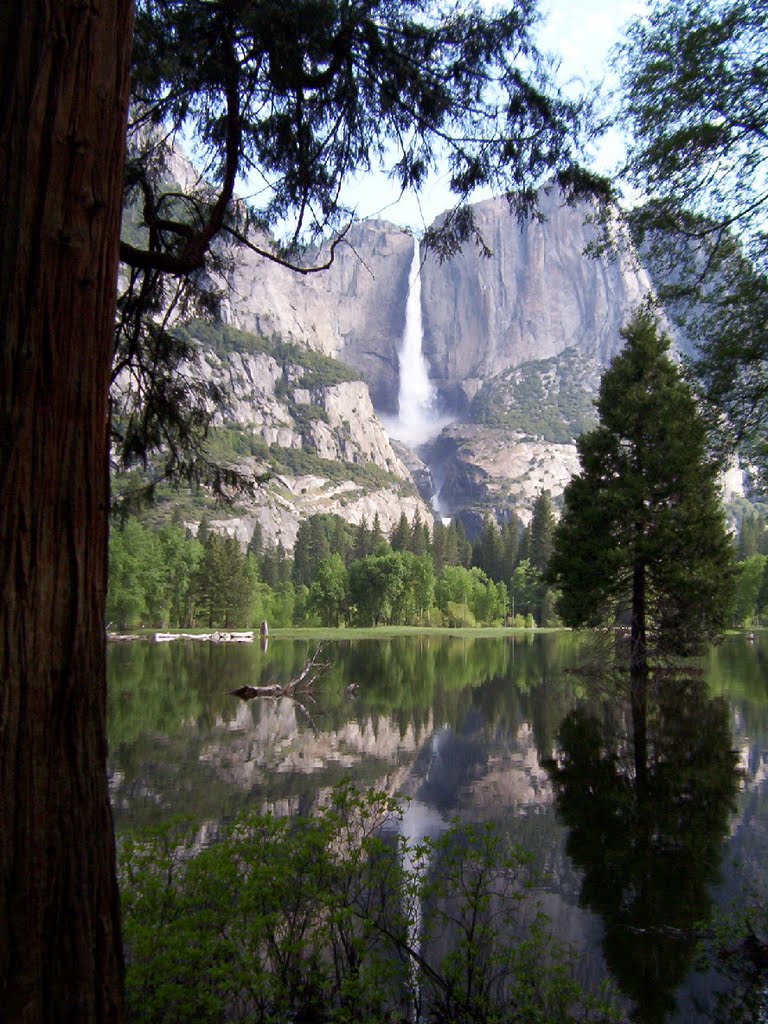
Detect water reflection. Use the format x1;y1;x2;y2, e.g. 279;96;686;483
107;633;586;826
546;675;740;1023
107;632;768;1021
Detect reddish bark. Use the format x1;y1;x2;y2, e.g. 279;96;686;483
0;1;133;1019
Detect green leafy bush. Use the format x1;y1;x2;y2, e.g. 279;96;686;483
119;785;621;1024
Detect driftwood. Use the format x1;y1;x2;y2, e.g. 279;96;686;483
155;630;255;643
230;645;329;702
107;630;255;643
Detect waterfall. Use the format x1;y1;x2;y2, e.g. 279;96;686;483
385;236;451;448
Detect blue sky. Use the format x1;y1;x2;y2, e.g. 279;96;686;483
338;0;648;231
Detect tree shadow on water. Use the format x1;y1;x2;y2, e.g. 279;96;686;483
545;672;741;1024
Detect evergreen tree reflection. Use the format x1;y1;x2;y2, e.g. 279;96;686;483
547;674;740;1023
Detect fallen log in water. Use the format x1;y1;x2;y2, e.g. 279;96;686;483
230;684;285;699
154;631;255;643
230;645;328;703
107;630;256;643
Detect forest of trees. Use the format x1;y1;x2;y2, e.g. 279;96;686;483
110;492;768;635
107;497;565;631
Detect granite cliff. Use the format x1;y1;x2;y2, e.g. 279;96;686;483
164;324;433;550
209;188;681;529
139;168;747;538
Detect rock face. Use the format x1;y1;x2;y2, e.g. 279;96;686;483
420;193;654;411
220;221;414;412
156;180;735;535
428;427;582;528
201;347;407;475
219;192;655;422
183;337;433;550
202;189;667;528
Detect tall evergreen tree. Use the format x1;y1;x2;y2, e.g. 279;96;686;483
354;516;372;560
410;509;430;556
247;521;264;559
452;519;473;568
473;516;504;582
529;492;556;574
549;307;735;676
390;512;412;552
292;516;332;586
370;513;386;554
500;519;519;582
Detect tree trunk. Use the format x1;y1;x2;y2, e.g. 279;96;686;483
630;561;648;789
0;2;133;1019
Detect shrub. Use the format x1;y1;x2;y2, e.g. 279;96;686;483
119;786;621;1024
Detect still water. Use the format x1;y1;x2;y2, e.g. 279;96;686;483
107;631;768;1023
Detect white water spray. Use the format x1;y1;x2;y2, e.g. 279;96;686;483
384;237;452;448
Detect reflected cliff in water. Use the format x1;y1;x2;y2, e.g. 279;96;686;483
107;633;584;825
108;631;768;1022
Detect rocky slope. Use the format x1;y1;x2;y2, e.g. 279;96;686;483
146;170;749;536
154;323;433;550
420;192;657;410
207;188;676;528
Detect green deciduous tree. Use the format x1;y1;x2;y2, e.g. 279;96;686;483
309;553;348;627
549;307;735;676
616;0;768;479
732;555;767;628
348;553;407;626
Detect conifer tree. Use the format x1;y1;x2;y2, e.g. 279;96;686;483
452;519;473;568
529;492;556;574
354;517;372;560
501;519;519;582
410;509;430;556
390;512;412;552
473;516;504;581
247;522;264;559
370;513;386;554
549;307;735;675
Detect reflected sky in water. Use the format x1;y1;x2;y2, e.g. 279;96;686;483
108;632;768;1022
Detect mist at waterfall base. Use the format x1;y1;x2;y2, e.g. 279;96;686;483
382;238;454;451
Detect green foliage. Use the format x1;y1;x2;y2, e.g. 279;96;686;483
108;519;204;629
194;532;257;628
432;519;472;573
174;319;273;358
389;511;411;552
268;444;414;494
615;0;768;481
617;0;768;275
309;554;349;627
469;350;598;442
509;559;544;624
435;565;507;627
732;555;767;627
119;785;620;1024
529;492;556;575
472;516;504;582
108;512;542;631
549;307;735;662
348;553;408;627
